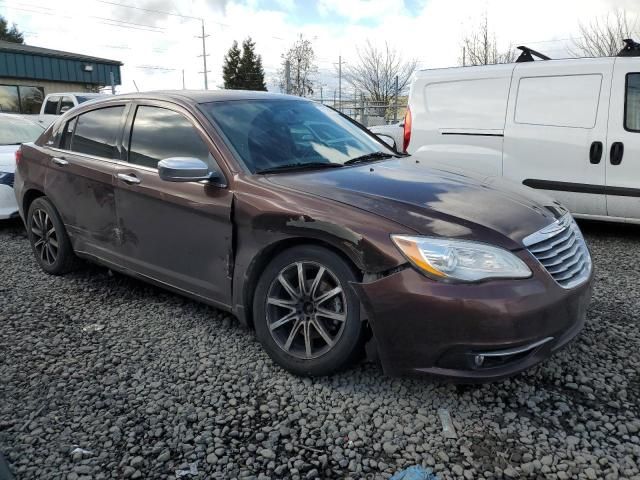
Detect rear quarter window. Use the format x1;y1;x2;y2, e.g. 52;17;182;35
515;74;602;128
424;78;511;130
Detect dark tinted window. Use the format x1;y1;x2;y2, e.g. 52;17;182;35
0;85;20;113
626;73;640;132
60;96;75;113
18;86;44;114
71;106;124;158
44;96;60;115
128;106;210;169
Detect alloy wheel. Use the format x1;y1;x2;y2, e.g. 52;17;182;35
266;261;348;360
31;208;58;266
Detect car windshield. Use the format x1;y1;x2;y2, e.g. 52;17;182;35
0;116;43;145
201;99;395;173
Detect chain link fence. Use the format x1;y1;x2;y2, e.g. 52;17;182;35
311;95;408;128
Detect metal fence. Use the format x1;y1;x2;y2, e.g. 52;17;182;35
310;95;408;128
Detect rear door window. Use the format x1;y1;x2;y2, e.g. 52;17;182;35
625;73;640;132
44;96;60;115
60;96;75;114
128;106;210;169
70;106;125;159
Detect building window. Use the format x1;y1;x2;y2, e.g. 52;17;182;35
0;84;45;114
18;86;45;114
0;85;20;113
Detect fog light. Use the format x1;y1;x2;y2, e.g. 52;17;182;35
474;355;485;367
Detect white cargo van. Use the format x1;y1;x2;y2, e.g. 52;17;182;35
405;41;640;223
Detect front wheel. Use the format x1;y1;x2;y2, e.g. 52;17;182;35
253;246;363;376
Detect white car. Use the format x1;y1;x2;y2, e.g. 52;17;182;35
369;122;404;151
0;114;44;219
406;41;640;223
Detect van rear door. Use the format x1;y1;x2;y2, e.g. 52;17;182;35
605;57;640;220
503;58;614;217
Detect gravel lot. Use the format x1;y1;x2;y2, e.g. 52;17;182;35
1;218;639;480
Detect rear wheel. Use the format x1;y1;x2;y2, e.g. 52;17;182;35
254;245;363;376
27;197;77;275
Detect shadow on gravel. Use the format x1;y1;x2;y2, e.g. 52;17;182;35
0;218;26;238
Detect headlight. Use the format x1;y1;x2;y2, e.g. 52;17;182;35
391;235;532;282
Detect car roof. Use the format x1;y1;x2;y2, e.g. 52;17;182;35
100;90;308;105
48;92;106;97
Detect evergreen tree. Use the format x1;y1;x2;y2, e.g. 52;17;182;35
222;41;241;89
237;37;267;91
0;15;25;44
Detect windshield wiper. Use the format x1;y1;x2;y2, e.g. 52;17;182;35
256;162;344;174
344;151;395;165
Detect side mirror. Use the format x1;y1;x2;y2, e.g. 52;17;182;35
376;134;397;151
158;157;213;182
60;106;71;114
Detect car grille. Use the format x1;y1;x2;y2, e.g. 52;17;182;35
523;214;592;289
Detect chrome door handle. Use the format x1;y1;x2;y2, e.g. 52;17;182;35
52;157;68;166
117;173;141;185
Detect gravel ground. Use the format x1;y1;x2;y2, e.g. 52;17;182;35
1;218;640;480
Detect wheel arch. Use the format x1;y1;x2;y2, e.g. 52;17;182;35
22;188;45;217
241;237;364;331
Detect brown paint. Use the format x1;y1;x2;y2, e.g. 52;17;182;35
14;91;593;380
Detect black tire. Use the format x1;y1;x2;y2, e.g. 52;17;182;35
26;197;77;275
253;245;363;376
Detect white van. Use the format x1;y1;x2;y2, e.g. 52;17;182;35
405;42;640;223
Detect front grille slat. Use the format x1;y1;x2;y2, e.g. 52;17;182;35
542;243;581;269
536;234;577;261
528;228;574;254
525;215;591;289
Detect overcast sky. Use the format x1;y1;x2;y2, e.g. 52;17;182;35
2;0;639;96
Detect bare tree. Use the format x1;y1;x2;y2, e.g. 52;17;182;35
279;34;317;97
459;15;516;66
571;10;639;57
344;41;418;105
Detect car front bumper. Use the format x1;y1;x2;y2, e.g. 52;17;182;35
0;183;18;220
353;264;592;381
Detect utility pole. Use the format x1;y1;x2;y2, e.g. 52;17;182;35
393;75;399;123
197;19;210;90
284;60;291;94
320;85;323;103
462;46;466;67
338;55;342;112
182;69;185;89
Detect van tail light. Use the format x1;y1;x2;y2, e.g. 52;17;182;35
403;107;412;153
15;147;22;165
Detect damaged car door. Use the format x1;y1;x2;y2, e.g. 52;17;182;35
112;101;233;306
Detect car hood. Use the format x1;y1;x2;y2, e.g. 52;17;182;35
0;145;18;173
265;158;566;250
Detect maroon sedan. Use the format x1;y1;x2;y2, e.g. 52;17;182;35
14;91;592;380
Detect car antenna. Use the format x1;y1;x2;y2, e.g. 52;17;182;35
618;38;640;57
515;46;551;62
